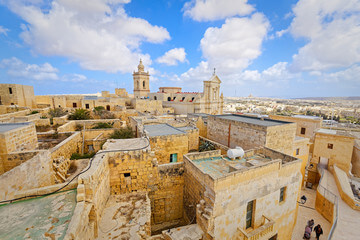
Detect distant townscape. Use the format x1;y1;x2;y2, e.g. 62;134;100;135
0;61;359;240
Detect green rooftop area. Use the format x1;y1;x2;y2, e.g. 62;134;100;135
0;189;77;240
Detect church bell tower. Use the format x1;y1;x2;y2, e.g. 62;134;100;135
133;59;150;98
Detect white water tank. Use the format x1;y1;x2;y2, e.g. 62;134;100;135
227;146;245;159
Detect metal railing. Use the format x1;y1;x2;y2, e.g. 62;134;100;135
317;166;339;240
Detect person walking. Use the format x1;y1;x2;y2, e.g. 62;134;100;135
303;225;311;239
314;224;323;240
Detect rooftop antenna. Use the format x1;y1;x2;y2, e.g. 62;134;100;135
213;68;216;75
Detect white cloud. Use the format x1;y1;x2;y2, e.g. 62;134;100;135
323;65;360;84
289;0;360;72
200;13;269;74
183;0;254;21
0;57;59;80
62;73;87;82
157;48;187;66
4;0;170;73
0;26;9;36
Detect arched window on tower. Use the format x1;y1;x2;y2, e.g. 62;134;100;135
143;81;145;89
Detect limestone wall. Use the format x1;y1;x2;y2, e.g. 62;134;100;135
0;109;31;122
269;115;322;139
0;150;40;174
149;134;189;164
57;119;124;132
107;149;185;232
131;99;164;114
50;132;82;160
312;132;354;173
53;115;68;126
184;128;199;152
333;165;360;210
265;123;297;155
32;118;51;126
195;117;207;138
293;137;310;185
150;162;185;231
0;151;55;201
351;143;360;177
0;123;38;154
207;115;267;149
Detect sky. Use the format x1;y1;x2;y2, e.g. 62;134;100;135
0;0;359;98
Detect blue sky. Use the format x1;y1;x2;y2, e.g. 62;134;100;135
0;0;359;98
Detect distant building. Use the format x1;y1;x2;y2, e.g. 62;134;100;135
0;84;36;108
149;73;224;115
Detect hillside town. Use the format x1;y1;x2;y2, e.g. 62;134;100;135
0;61;359;240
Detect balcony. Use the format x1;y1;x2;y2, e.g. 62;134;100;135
238;215;275;240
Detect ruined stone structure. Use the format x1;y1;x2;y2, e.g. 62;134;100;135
133;59;150;99
0;84;37;108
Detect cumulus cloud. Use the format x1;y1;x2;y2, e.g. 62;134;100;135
4;0;170;73
323;65;360;84
183;0;254;21
0;57;59;80
289;0;360;72
0;26;9;36
180;12;269;84
156;48;187;66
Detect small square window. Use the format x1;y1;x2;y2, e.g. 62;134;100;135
280;187;286;202
85;103;90;109
328;143;333;149
296;148;300;155
300;127;306;135
124;173;131;177
170;153;178;163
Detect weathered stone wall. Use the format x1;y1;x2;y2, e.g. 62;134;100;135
149;134;189;164
66;153;111;240
0;109;30;122
50;132;82;160
196;117;207;138
0;150;40;174
131;99;164;114
0;123;38;154
57;119;124;132
351;142;360;177
107;149;185;232
207;115;267;149
293;137;310;185
265;123;297;155
312;132;354;173
53;115;68;126
269;115;322;140
150;163;185;231
0;150;55;201
0;84;36;108
185;128;199;152
32;118;51;126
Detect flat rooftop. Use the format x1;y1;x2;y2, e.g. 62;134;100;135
214;114;289;127
317;128;353;137
292;114;322;120
0;190;76;240
177;126;197;131
144;123;185;137
0;122;31;133
192;154;272;179
102;138;150;151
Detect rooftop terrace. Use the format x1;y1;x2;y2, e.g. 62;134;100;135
192;154;273;179
214;114;290;127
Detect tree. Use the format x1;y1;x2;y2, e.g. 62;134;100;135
109;127;134;139
68;109;91;120
49;108;67;117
